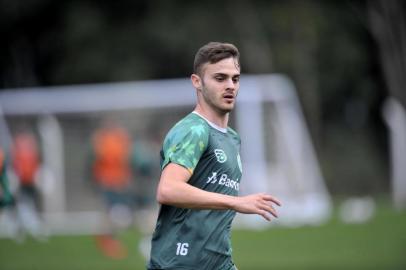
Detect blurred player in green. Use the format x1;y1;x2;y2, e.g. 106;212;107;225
147;42;281;270
0;145;19;240
0;146;14;209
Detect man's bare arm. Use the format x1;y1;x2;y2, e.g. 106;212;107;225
156;163;281;221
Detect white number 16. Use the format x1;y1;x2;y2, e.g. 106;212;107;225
176;242;189;256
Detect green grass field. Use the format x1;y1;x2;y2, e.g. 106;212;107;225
0;201;405;270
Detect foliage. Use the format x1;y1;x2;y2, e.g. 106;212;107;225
0;0;397;194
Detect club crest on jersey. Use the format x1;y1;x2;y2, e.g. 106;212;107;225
214;149;227;163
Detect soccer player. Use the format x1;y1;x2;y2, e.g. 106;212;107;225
11;130;47;240
0;146;14;209
147;42;281;270
89;119;133;259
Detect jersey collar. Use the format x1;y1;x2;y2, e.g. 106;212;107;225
192;111;228;133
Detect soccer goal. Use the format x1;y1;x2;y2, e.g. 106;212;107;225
0;74;332;235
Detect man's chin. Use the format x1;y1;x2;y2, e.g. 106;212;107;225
219;105;234;114
209;102;234;114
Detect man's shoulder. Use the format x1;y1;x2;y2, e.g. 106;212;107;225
161;113;210;172
165;113;210;142
171;113;209;133
227;127;240;140
227;126;239;136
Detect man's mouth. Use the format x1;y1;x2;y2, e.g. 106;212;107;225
223;93;234;102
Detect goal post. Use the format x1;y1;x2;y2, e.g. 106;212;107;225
0;74;332;235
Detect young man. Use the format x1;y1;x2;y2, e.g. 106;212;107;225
147;42;281;270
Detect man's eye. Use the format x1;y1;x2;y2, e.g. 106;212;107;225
215;77;225;81
233;77;240;83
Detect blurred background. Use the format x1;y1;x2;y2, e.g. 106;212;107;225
0;0;405;269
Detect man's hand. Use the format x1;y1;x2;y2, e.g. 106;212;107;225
232;193;281;221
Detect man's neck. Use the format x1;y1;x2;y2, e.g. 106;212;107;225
194;104;229;128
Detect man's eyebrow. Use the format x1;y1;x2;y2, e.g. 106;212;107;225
213;73;227;76
212;73;240;77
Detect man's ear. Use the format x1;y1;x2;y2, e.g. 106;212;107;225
191;74;202;91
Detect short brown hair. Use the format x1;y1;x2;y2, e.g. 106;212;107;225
193;42;240;76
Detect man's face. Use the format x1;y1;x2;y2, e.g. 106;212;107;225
198;57;240;114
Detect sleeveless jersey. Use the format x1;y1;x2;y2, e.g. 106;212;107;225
148;112;242;270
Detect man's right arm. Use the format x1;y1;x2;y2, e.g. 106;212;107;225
156;163;281;221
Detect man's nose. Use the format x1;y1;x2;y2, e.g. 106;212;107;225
225;78;235;89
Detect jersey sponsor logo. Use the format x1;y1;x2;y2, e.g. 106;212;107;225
206;172;239;191
214;149;227;163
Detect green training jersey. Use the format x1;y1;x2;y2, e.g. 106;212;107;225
148;112;242;270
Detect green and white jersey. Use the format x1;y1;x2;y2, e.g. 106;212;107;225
148;112;242;270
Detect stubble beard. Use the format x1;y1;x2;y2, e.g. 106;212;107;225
201;84;234;115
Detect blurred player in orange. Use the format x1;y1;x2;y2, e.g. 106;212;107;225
11;130;46;240
90;119;134;259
